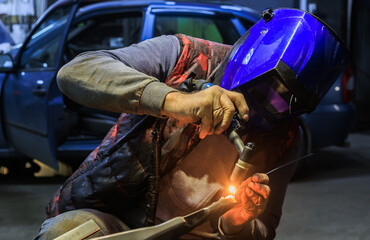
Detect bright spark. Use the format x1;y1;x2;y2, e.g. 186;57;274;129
229;185;236;195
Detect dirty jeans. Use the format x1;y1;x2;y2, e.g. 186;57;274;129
33;209;130;240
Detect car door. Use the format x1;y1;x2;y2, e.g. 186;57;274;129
2;1;79;168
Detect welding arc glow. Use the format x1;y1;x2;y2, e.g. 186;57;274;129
229;185;236;195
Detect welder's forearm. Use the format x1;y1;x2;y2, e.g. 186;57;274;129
57;52;175;117
140;81;178;117
219;217;245;236
219;218;271;240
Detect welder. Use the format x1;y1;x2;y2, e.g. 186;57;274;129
34;8;348;240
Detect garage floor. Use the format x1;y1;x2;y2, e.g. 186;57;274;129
1;132;370;240
276;132;370;240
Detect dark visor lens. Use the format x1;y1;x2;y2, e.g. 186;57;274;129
245;76;307;120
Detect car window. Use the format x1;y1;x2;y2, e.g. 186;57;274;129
238;17;256;31
66;12;142;60
21;6;73;69
153;14;240;45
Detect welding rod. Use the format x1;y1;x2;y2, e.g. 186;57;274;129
265;153;313;175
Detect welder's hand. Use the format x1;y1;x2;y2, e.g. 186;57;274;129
221;173;270;235
161;86;249;139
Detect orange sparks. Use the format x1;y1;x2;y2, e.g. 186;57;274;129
225;194;236;201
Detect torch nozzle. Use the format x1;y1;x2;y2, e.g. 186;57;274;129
229;136;255;187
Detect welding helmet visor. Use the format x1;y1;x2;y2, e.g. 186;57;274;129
240;75;305;121
215;8;349;128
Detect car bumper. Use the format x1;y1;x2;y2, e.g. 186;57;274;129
300;102;356;149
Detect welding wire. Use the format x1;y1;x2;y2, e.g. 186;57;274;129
265;153;314;175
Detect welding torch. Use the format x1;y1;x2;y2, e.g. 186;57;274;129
227;130;255;187
191;79;256;189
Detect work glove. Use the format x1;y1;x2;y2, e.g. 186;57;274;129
161;85;249;139
220;173;270;235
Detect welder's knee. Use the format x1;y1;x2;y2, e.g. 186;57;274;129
33;209;129;240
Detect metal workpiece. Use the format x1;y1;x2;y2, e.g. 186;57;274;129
89;197;237;240
54;220;100;240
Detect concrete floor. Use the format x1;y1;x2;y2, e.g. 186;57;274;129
0;132;369;240
276;132;370;240
0;178;65;239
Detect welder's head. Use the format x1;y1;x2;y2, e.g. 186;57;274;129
217;8;349;129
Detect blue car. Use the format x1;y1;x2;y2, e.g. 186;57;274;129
299;67;355;154
0;0;259;171
0;0;354;174
0;20;15;54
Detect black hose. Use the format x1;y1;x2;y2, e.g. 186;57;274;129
146;118;167;226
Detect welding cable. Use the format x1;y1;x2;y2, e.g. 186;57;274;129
146;118;167;226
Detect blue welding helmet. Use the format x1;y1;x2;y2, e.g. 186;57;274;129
216;8;349;129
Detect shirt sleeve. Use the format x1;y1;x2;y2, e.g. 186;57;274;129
219;130;303;240
56;35;180;117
